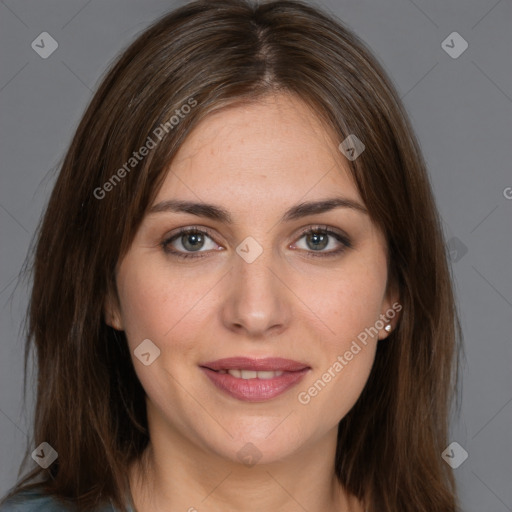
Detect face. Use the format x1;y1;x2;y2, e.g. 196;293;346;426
107;93;397;465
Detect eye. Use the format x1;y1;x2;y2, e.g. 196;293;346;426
291;225;352;257
161;227;220;259
161;225;352;260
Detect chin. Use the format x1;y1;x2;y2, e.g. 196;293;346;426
201;422;312;466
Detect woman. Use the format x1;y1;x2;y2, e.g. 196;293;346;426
0;0;461;510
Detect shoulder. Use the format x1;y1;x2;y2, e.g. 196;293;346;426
0;487;114;512
0;488;74;512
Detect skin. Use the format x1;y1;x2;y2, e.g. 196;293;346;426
106;92;399;512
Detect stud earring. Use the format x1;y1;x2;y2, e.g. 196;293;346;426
384;324;392;333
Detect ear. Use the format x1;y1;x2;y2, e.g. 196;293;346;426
104;286;124;331
378;281;401;340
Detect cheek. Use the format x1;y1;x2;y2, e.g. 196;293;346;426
295;255;386;417
115;260;204;412
297;316;377;426
315;255;388;346
116;268;166;347
116;256;205;348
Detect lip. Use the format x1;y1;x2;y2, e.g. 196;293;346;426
199;357;311;402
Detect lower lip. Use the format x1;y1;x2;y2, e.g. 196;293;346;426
200;367;310;402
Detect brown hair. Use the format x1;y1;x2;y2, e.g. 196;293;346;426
1;0;461;510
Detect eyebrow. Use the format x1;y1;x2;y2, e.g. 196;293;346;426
148;196;368;223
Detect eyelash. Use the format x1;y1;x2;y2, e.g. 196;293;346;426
161;225;352;260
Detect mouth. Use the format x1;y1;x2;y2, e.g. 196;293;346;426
199;357;311;402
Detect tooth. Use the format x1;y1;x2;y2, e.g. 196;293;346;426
240;370;257;379
257;371;277;380
224;369;286;379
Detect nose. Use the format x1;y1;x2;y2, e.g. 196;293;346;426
220;245;292;338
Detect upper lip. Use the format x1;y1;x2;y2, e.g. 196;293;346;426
200;357;310;372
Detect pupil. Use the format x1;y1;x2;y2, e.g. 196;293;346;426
308;232;327;251
183;232;203;251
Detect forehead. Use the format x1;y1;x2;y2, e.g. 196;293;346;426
154;93;361;206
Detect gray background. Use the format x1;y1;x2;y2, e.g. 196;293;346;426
0;0;511;510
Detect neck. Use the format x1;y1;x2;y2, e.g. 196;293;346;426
128;418;365;512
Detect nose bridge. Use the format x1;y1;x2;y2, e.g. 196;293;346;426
234;241;275;294
222;235;290;335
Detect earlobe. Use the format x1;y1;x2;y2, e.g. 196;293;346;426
378;322;393;341
379;290;402;340
104;292;124;331
378;318;394;341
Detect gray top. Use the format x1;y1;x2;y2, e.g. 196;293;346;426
1;487;369;511
0;488;135;512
